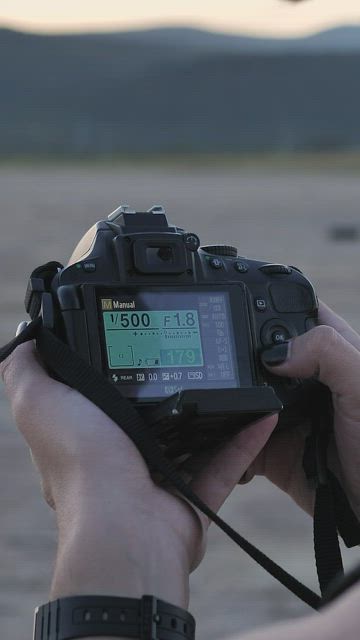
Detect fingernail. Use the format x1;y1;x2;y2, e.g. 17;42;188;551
261;341;290;367
16;321;29;337
238;467;255;485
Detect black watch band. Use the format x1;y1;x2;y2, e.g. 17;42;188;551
33;594;195;640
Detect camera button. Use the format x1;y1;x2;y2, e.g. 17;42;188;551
83;262;97;273
271;330;288;344
184;233;200;251
209;257;224;269
260;320;295;346
234;261;249;273
255;297;267;312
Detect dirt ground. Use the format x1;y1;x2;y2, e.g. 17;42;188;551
1;163;360;639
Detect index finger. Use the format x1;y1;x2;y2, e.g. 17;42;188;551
318;301;360;352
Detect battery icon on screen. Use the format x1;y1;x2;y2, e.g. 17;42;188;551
146;358;159;366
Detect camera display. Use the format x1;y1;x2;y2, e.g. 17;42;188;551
99;289;240;398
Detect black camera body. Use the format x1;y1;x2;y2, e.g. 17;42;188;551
36;205;319;458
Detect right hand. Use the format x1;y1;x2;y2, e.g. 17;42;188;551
252;302;360;520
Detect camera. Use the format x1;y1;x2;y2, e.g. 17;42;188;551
26;204;319;459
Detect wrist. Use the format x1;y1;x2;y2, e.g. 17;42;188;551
51;500;190;609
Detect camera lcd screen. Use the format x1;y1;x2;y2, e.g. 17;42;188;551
99;290;240;398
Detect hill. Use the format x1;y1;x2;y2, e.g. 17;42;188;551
1;26;360;154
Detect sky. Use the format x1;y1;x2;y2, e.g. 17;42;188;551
1;0;360;37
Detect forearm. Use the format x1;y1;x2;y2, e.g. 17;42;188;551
238;581;360;640
49;556;360;640
51;511;190;607
233;612;333;640
49;491;190;640
50;533;189;640
46;479;360;640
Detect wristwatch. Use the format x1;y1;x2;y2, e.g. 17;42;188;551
33;594;196;640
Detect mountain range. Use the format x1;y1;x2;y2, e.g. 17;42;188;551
1;25;360;154
3;24;360;53
86;24;360;53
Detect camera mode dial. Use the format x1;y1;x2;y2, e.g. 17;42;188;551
201;245;238;258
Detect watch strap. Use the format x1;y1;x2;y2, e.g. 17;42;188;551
33;594;195;640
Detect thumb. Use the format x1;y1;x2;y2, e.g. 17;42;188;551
261;325;360;397
188;414;278;518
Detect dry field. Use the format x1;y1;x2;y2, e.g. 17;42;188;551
1;163;360;639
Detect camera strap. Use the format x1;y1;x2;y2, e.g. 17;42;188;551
305;398;345;596
1;262;360;611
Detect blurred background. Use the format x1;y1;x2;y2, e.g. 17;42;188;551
1;1;360;638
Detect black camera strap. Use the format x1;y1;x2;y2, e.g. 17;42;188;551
302;389;344;595
0;316;321;609
303;389;360;595
1;262;360;611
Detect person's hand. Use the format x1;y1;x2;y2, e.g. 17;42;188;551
0;338;277;608
252;302;360;521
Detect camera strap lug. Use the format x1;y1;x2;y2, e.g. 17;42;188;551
25;262;63;321
41;292;55;330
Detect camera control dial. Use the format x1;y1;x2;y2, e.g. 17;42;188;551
201;245;238;257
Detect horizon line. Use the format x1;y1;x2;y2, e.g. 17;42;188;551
1;19;360;40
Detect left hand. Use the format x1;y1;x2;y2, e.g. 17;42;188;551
0;339;277;608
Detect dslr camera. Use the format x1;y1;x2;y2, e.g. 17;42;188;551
27;204;319;458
